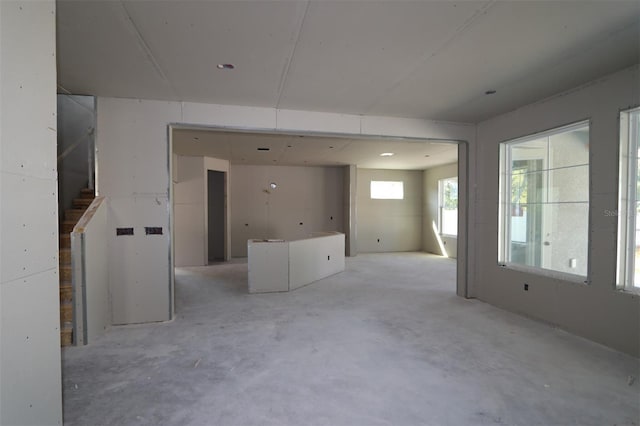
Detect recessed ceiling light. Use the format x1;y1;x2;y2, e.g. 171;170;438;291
329;146;334;149
485;89;497;95
380;152;394;157
424;154;430;157
193;137;199;141
270;182;277;189
217;63;235;70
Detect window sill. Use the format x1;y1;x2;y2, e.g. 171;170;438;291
440;234;457;239
498;262;587;284
616;287;640;297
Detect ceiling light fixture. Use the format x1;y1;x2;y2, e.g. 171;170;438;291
485;89;497;95
380;152;394;157
217;63;235;70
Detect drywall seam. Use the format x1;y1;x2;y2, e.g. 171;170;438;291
275;1;310;106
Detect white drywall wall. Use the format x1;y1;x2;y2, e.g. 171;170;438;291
475;65;640;356
97;97;475;325
98;100;179;324
173;155;230;266
289;233;345;290
247;233;345;293
247;240;289;293
230;165;344;257
356;169;423;252
174;156;205;266
423;163;458;258
71;197;111;344
0;1;62;424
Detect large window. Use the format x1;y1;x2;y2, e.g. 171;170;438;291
371;181;404;200
617;107;640;292
498;121;590;278
438;177;458;236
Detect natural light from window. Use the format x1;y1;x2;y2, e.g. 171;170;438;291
498;121;590;278
371;181;404;200
617;107;640;292
438;177;458;236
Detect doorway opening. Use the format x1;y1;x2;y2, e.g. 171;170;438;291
207;170;226;263
169;126;470;313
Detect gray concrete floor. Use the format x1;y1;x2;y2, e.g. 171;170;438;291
62;253;640;426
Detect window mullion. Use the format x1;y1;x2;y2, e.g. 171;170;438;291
627;115;639;290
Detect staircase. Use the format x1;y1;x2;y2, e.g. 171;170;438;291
59;188;95;346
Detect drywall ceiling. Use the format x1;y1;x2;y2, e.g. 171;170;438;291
57;1;640;123
172;129;457;170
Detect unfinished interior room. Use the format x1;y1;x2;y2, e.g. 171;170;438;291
1;1;639;425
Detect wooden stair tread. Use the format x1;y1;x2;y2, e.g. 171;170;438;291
58;188;95;347
72;198;93;208
65;209;86;221
61;222;76;233
60;302;73;323
59;234;71;249
60;327;73;347
60;265;72;281
60;285;73;303
59;248;72;265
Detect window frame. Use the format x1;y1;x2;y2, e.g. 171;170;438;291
616;107;640;293
438;177;458;237
497;120;591;282
370;180;404;200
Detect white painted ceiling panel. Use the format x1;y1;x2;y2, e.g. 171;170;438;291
445;22;640;123
56;1;173;99
277;1;490;113
57;0;640;123
172;129;458;170
365;1;640;120
121;1;306;106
